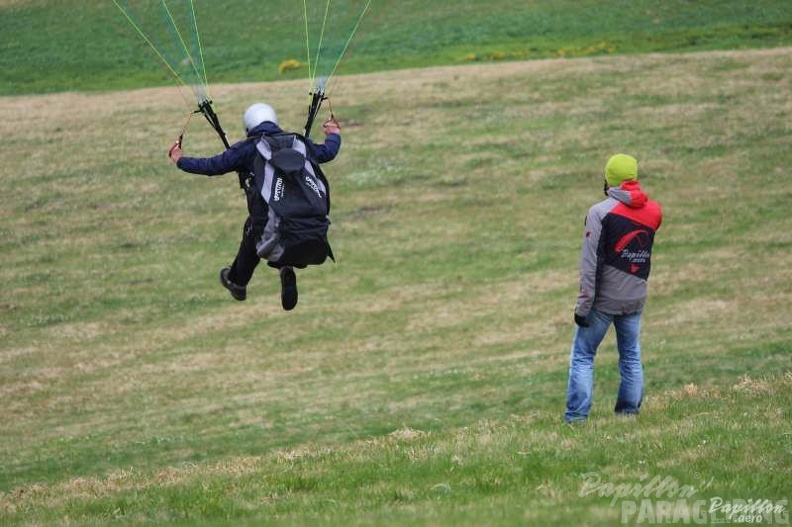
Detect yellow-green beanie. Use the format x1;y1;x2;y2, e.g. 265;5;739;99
604;154;638;187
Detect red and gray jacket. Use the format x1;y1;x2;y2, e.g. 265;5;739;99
575;180;663;317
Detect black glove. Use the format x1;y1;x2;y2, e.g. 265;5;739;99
574;313;589;328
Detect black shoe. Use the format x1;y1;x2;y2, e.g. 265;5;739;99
280;267;298;311
220;267;246;301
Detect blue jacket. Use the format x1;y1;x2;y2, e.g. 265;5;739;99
176;121;341;176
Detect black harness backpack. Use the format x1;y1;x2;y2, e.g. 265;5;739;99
251;132;334;269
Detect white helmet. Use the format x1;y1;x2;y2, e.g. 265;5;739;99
243;103;278;132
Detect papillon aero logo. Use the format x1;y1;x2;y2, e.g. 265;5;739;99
615;229;650;253
615;229;651;275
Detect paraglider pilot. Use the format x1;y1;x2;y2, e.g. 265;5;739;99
168;102;341;310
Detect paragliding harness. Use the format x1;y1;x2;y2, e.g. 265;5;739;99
248;132;334;269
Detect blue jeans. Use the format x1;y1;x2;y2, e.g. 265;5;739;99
565;308;644;423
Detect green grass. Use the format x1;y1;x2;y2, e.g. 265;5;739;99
5;386;790;526
1;1;791;525
1;0;792;95
1;47;790;525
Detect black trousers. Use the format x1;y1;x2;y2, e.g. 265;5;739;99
228;216;261;287
228;189;269;287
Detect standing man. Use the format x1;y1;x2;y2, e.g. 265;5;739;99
565;154;663;423
168;102;341;310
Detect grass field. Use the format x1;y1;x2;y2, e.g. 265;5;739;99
1;0;792;94
1;1;791;526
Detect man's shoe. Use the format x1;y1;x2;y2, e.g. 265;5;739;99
280;267;298;311
220;267;246;301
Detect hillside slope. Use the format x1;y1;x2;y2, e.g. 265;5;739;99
1;48;790;526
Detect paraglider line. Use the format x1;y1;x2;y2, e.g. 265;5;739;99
188;0;210;93
110;0;194;108
159;0;206;98
325;0;372;84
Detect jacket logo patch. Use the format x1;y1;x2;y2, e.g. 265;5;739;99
615;229;650;253
615;228;651;272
